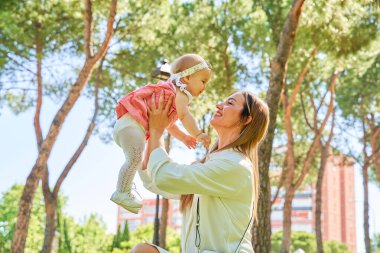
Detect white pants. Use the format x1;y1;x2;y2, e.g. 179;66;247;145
113;114;146;192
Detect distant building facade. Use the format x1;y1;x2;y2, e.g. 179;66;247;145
271;155;356;253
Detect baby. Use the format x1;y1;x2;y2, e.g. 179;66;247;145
111;54;212;213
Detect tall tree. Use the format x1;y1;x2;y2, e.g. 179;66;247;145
280;58;338;253
252;1;306;251
8;1;117;252
40;58;103;252
252;0;379;251
313;120;334;253
337;51;380;253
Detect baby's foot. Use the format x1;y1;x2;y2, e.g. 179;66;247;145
110;191;142;214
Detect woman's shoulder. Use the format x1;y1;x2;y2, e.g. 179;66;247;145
209;149;252;170
209;148;247;160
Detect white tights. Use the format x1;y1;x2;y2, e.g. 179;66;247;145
115;125;146;192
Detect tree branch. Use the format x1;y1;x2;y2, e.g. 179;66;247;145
300;87;314;131
93;0;117;62
293;69;339;189
53;57;103;197
271;157;287;206
286;47;317;112
360;99;369;161
84;0;94;58
5;54;36;76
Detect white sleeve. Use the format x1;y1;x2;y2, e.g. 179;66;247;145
138;169;179;200
147;148;251;197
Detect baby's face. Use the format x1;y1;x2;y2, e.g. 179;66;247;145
185;68;211;97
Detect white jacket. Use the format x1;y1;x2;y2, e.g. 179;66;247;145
140;147;255;253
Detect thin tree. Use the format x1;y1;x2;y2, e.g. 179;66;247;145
40;58;104;252
280;50;338;252
359;100;380;253
300;84;335;253
337;53;380;253
11;1;117;252
159;134;172;249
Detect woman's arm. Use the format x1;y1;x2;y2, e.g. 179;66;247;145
138;169;179;200
145;90;174;158
147;148;250;197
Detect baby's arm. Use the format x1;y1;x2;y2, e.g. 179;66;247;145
166;124;196;149
175;92;211;148
166;124;186;142
175;92;202;137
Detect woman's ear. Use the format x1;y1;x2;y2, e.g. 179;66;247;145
244;116;252;125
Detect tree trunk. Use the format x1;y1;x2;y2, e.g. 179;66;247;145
12;63;95;253
41;194;57;253
280;190;294;253
159;134;171;248
363;164;372;253
11;2;117;252
159;198;169;249
40;57;102;252
315;146;328;253
252;1;305;252
34;21;43;148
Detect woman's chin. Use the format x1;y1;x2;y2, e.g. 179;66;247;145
210;117;220;126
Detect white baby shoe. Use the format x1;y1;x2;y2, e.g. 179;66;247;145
110;191;142;214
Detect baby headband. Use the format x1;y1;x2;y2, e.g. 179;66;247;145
169;61;210;103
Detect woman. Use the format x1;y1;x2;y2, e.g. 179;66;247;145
132;90;269;253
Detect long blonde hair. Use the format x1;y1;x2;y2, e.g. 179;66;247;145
180;91;269;221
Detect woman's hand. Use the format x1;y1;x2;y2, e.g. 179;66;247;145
144;91;174;168
146;90;174;137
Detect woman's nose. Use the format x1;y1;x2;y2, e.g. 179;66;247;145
216;103;223;109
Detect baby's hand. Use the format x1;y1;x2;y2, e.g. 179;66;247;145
196;133;211;149
183;135;197;149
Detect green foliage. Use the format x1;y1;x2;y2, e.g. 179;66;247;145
0;185;113;253
334;35;380;172
267;0;380;189
323;240;350;253
271;230;316;253
337;51;380;119
111;223;130;251
298;0;379;57
61;214;113;253
271;231;350;253
369;167;380;188
0;0;83;113
94;0;272;143
0;185;45;252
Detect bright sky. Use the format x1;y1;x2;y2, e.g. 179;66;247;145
0;95;379;253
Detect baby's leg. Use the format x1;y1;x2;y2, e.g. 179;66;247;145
111;125;145;213
116;126;145;192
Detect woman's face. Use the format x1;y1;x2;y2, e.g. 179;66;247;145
210;92;246;130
